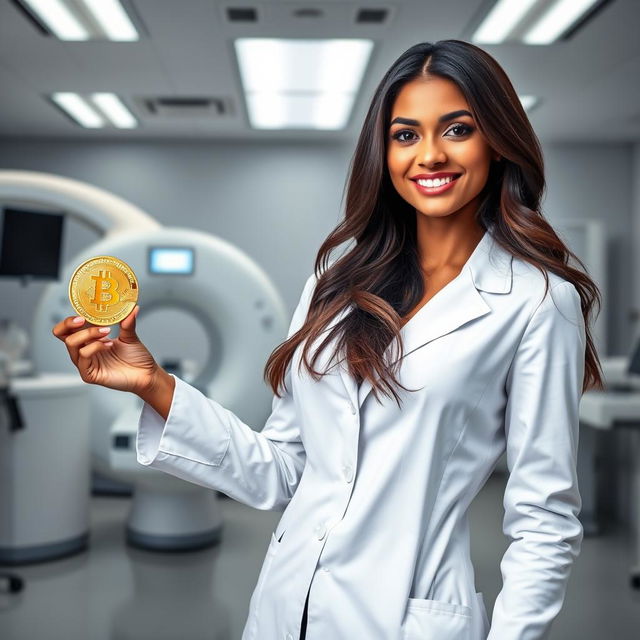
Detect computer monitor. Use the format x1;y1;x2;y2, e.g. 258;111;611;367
627;336;640;376
0;207;65;280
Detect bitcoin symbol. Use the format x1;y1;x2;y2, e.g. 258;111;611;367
69;256;138;325
90;270;120;312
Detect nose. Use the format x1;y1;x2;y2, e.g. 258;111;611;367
417;136;447;167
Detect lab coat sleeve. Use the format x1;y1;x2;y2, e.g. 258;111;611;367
487;280;586;640
135;272;316;511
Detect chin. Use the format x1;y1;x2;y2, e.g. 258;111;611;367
414;207;459;218
415;212;456;221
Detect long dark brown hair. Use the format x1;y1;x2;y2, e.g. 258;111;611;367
265;39;604;406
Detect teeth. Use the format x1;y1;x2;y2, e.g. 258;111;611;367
417;176;456;188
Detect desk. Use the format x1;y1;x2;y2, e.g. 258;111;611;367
579;356;640;588
0;372;89;564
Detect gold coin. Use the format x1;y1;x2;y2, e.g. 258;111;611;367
68;255;139;326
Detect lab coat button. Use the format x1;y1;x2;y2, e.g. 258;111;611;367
285;634;294;640
342;464;353;483
349;402;357;414
314;522;327;540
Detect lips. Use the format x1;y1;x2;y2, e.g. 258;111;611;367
412;174;460;195
411;172;461;181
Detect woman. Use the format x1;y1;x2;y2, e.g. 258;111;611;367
53;39;603;640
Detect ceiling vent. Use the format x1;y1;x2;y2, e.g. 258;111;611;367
356;8;388;24
226;7;258;22
292;8;324;18
135;96;234;119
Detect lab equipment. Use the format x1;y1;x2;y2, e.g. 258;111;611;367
0;170;289;553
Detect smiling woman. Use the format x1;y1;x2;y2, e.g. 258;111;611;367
256;38;604;640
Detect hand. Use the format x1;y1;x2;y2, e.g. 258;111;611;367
52;305;160;397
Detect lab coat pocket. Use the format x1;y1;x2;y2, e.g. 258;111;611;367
401;597;472;640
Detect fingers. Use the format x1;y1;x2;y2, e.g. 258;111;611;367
52;315;88;341
78;337;113;361
63;325;113;366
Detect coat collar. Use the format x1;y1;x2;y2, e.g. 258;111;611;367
325;225;514;410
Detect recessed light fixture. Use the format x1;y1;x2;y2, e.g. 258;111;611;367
91;93;138;128
523;0;605;44
471;0;538;44
21;0;89;40
471;0;610;45
19;0;139;41
51;93;105;128
234;38;374;130
50;92;138;128
81;0;139;41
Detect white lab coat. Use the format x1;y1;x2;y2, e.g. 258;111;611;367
136;225;586;640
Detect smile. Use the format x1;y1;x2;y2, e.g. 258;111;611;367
412;174;460;195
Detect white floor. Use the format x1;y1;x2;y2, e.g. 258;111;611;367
1;472;639;639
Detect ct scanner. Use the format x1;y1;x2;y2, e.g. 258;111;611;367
0;170;290;558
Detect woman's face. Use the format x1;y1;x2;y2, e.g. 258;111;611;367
386;75;499;222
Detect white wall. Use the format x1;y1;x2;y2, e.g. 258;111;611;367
543;142;634;357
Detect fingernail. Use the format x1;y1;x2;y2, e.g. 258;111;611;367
99;327;111;334
104;341;113;347
72;316;84;324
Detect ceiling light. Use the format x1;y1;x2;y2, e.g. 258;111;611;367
51;93;105;128
471;0;538;44
91;93;138;128
234;38;373;130
471;0;606;45
21;0;89;41
19;0;139;41
523;0;603;44
81;0;139;41
245;93;354;130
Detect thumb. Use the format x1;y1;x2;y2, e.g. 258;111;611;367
118;304;140;340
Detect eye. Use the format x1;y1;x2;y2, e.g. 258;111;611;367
390;129;417;143
390;123;474;143
446;123;474;137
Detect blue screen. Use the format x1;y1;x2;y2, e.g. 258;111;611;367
149;247;194;275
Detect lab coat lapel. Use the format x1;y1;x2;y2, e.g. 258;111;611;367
333;227;514;410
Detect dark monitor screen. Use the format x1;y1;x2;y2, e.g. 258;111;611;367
0;208;65;280
628;337;640;376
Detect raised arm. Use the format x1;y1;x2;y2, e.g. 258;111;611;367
135;273;316;511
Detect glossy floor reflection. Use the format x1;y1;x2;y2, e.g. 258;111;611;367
0;472;638;639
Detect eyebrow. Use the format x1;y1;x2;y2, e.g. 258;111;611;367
389;110;473;127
